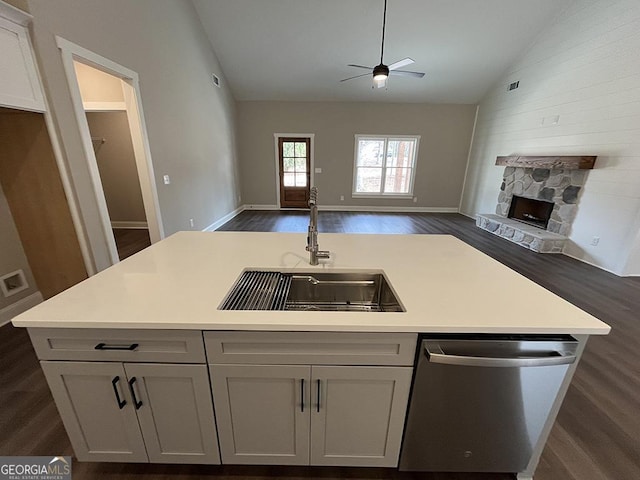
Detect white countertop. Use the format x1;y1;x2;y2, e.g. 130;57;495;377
12;232;610;334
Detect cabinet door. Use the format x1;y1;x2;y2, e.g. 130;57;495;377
40;361;148;462
310;366;412;467
123;363;220;464
210;364;310;465
0;17;45;112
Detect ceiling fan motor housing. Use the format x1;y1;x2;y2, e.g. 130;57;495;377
373;63;390;79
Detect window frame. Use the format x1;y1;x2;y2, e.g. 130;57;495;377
351;134;420;198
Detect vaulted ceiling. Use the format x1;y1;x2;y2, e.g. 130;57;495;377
192;0;573;104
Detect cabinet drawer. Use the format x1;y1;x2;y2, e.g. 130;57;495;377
29;328;205;363
204;332;417;366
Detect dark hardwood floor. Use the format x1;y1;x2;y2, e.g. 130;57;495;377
1;211;638;480
113;228;151;260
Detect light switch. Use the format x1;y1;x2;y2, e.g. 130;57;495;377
163;175;171;185
315;168;322;174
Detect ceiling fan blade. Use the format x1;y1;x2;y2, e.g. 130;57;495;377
389;70;425;78
388;57;415;71
347;64;374;70
340;72;371;83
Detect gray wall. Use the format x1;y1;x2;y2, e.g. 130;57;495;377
0;184;37;310
86;112;146;223
26;0;241;271
237;102;476;208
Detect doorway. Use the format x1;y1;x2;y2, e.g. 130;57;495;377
276;135;313;208
57;37;163;268
74;62;150;260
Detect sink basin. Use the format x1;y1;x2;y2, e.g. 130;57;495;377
219;270;404;312
285;272;404;312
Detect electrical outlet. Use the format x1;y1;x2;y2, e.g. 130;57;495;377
340;195;345;201
413;197;418;203
315;167;322;174
237;194;242;203
591;236;600;246
189;218;195;229
163;174;171;185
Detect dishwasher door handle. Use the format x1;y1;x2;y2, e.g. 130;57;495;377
424;342;576;368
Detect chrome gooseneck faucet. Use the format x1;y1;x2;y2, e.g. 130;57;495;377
306;187;330;265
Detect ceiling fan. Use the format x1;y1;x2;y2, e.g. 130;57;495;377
340;0;425;88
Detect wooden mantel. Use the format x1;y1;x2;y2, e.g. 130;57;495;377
495;155;597;170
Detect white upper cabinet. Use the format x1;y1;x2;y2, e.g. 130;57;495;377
0;4;45;112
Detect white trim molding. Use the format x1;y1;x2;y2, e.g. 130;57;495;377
240;204;458;214
244;204;280;211
202;206;245;232
0;0;32;26
273;133;315;208
319;205;458;213
0;291;43;326
56;36;164;271
110;221;148;229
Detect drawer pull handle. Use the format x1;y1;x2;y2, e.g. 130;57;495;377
128;377;143;410
95;343;139;351
111;376;126;409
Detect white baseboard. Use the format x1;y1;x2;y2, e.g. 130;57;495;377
243;204;279;210
242;204;459;213
562;251;622;277
111;221;148;229
319;205;459;213
0;291;44;326
203;206;245;232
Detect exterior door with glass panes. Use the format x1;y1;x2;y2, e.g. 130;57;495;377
279;137;311;208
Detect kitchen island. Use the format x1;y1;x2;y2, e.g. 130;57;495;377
12;232;610;479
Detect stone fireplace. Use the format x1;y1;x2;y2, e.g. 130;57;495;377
477;163;590;253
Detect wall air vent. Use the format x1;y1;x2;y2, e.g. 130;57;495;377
508;81;520;91
212;74;220;88
1;269;28;297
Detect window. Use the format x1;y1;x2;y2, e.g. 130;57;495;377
352;135;420;197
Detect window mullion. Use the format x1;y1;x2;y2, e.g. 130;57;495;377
380;138;388;194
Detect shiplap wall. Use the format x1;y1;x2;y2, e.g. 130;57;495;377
460;0;640;275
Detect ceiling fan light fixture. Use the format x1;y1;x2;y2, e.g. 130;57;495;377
373;63;389;87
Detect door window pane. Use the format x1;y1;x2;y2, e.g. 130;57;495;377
294;142;306;157
283;173;295;186
294;158;306;171
283;142;295;157
283;157;295;172
295;173;307;187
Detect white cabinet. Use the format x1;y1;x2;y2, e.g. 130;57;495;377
0;7;45;112
42;361;220;464
41;361;148;462
207;332;416;468
210;365;311;465
310;366;412;467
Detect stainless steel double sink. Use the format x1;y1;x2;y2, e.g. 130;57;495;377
220;270;405;312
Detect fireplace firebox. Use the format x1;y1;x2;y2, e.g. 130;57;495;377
507;195;554;230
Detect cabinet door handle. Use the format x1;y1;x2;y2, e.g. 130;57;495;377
111;376;126;409
316;379;321;412
128;377;143;410
300;378;305;412
95;343;139;351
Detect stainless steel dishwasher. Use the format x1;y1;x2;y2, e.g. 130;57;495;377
399;334;578;473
